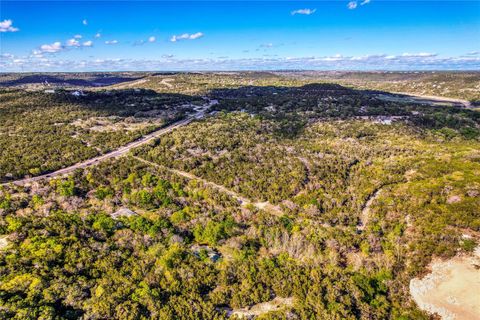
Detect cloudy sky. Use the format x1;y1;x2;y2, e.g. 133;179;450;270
1;1;479;71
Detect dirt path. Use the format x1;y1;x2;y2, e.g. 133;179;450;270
225;297;294;318
254;201;284;216
160;78;174;88
112;78;148;89
357;188;383;232
410;245;480;320
1;99;218;187
132;156;283;216
0;236;8;250
133;156;250;205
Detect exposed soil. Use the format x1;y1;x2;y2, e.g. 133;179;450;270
410;246;480;320
160;78;174;88
72;116;164;132
357;188;382;232
0;236;8;250
227;297;294;318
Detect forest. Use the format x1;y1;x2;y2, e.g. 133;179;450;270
0;88;201;181
0;72;479;319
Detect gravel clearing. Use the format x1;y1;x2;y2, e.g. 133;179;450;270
227;297;294;318
0;236;8;250
410;246;480;320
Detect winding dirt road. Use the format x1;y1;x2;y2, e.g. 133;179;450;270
1;99;218;186
357;188;383;232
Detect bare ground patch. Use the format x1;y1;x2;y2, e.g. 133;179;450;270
111;78;148;89
71;116;165;132
227;297;294;318
0;236;8;250
410;246;480;320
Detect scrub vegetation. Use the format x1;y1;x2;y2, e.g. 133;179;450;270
0;72;478;319
0;88;200;181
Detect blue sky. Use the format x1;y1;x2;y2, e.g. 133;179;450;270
1;1;479;71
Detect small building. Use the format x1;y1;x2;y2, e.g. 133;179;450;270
111;207;137;219
191;244;221;262
71;90;85;97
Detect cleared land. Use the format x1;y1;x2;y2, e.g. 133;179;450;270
410;246;480;320
227;297;294;318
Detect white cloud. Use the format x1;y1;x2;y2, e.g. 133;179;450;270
105;40;118;45
189;32;204;40
95;33;101;38
348;1;358;9
401;52;437;58
170;35;184;42
260;43;274;48
0;19;19;32
321;54;345;61
31;50;43;58
4;51;479;72
291;8;316;15
360;0;371;5
39;41;63;53
66;38;81;47
170;32;204;42
73;34;82;39
67;38;93;48
467;51;479;56
133;36;159;46
0;53;14;60
82;19;88;25
349;54;388;61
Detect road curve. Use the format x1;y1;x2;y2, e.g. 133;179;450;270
390;91;472;108
2;99;218;186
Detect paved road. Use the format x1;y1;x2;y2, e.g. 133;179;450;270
378;92;473;108
404;93;472;108
2;99;218;186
